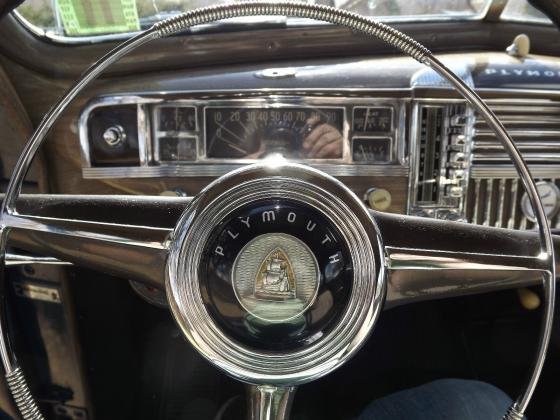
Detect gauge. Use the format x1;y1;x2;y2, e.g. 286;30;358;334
520;181;560;222
205;107;344;159
352;137;391;162
158;106;196;132
156;136;197;162
352;107;393;133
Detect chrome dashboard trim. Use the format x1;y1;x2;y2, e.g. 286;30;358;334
82;163;409;178
78;95;162;169
471;165;560;178
407;98;474;219
79;94;407;178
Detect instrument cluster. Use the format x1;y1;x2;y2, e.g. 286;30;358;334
80;96;406;178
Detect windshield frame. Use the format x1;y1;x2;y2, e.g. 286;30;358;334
10;0;553;45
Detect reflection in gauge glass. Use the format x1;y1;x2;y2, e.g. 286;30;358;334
352;107;393;133
352;137;391;163
157;136;197;162
205;107;344;160
158;106;197;132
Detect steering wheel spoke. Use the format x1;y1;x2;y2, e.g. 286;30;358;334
247;385;296;420
2;194;190;288
375;211;558;307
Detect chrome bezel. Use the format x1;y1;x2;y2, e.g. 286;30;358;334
152;104;199;163
166;162;385;385
79;94;406;178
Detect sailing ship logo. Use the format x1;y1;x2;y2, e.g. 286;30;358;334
231;233;320;323
254;248;296;301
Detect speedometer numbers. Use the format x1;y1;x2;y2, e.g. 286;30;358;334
205;107;344;159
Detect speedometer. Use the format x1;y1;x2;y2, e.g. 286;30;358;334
205;107;344;159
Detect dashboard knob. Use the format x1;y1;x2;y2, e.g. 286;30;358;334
102;125;126;147
365;188;392;211
446;185;465;198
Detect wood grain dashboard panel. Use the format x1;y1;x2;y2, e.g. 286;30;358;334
35;88;408;213
0;59;404;212
0;52;415;214
0;63;46;192
47;106;408;209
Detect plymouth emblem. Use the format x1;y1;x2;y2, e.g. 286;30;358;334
232;233;320;323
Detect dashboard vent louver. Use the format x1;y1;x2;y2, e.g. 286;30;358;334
473;101;560;165
465;177;560;230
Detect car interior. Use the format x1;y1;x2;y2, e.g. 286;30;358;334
0;0;559;419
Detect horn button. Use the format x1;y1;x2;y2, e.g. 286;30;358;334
200;199;353;351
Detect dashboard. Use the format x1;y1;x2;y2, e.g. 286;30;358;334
67;51;560;232
81;96;405;175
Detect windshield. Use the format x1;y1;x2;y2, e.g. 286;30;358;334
15;0;550;40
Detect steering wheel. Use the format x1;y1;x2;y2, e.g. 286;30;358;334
0;3;555;420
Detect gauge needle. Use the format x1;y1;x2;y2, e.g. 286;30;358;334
237;119;250;132
215;122;249;154
360;145;367;160
217;133;248;155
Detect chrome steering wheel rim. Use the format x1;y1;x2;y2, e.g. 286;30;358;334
0;3;555;420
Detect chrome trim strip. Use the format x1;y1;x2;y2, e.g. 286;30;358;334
474;130;560;136
4;214;170;250
472;165;560;178
508;179;519;229
5;253;71;266
386;246;546;272
473;178;482;224
473;155;560;162
496;178;506;228
82;163;409;178
484;179;494;226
